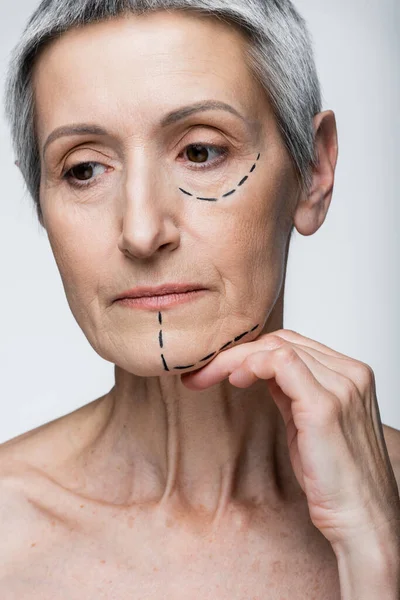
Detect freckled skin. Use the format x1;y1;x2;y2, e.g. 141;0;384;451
0;8;345;599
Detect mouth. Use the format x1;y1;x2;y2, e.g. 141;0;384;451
114;283;207;301
114;289;207;310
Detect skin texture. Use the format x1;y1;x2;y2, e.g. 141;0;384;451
5;9;399;599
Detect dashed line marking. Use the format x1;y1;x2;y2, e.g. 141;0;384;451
158;313;260;372
178;152;261;202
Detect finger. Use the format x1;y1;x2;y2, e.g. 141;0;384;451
278;341;374;396
277;344;361;409
181;336;282;390
228;344;335;424
228;355;295;428
288;345;383;449
228;351;267;388
273;329;354;361
227;343;362;421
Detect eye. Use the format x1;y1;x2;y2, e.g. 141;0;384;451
180;143;229;170
62;143;229;190
63;162;107;190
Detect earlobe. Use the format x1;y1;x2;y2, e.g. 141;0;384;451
292;110;338;237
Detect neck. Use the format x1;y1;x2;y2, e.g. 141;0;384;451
64;286;303;524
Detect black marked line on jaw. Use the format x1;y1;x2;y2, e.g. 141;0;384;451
158;312;260;372
158;153;261;371
158;311;170;372
178;152;261;202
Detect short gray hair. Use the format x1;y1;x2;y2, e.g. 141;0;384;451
3;0;322;226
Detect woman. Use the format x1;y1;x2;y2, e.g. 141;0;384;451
1;0;399;597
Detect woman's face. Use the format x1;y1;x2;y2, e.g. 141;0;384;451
33;10;299;376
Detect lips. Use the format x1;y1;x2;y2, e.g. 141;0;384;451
114;283;206;301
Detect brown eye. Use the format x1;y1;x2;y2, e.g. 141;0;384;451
186;145;211;164
70;162;95;181
182;144;229;170
63;161;107;189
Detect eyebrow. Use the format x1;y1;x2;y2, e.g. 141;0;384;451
42;100;253;158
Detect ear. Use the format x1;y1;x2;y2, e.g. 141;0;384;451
293;110;338;236
15;159;20;169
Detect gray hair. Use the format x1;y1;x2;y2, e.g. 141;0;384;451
3;0;322;226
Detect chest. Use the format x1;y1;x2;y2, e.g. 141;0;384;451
1;530;341;600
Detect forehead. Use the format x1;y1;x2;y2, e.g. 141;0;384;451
32;10;268;144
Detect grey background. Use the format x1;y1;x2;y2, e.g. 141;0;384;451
0;0;399;443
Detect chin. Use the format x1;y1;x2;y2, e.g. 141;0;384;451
117;355;208;378
91;346;200;377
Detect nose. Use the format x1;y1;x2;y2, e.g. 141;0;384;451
117;154;181;259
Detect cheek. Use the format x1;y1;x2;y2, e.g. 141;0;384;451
212;170;294;304
191;198;283;318
44;206;111;305
212;187;285;270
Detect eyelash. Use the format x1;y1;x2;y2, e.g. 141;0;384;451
62;143;230;190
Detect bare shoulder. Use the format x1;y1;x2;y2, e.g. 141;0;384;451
0;396;105;484
0;431;79;589
0;455;43;576
0;459;73;597
0;404;99;575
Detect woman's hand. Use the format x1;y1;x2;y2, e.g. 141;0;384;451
181;329;400;554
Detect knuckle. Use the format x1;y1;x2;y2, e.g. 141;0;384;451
335;376;359;408
315;394;341;426
356;362;375;388
283;328;298;336
244;353;259;369
261;334;285;349
275;328;298;337
273;343;298;364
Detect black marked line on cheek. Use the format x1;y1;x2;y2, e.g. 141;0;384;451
178;188;193;197
234;331;249;342
219;340;233;351
157;322;261;371
178;152;261;202
157;312;260;372
171;324;261;370
199;351;217;362
161;354;169;372
159;311;170;370
249;153;260;174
